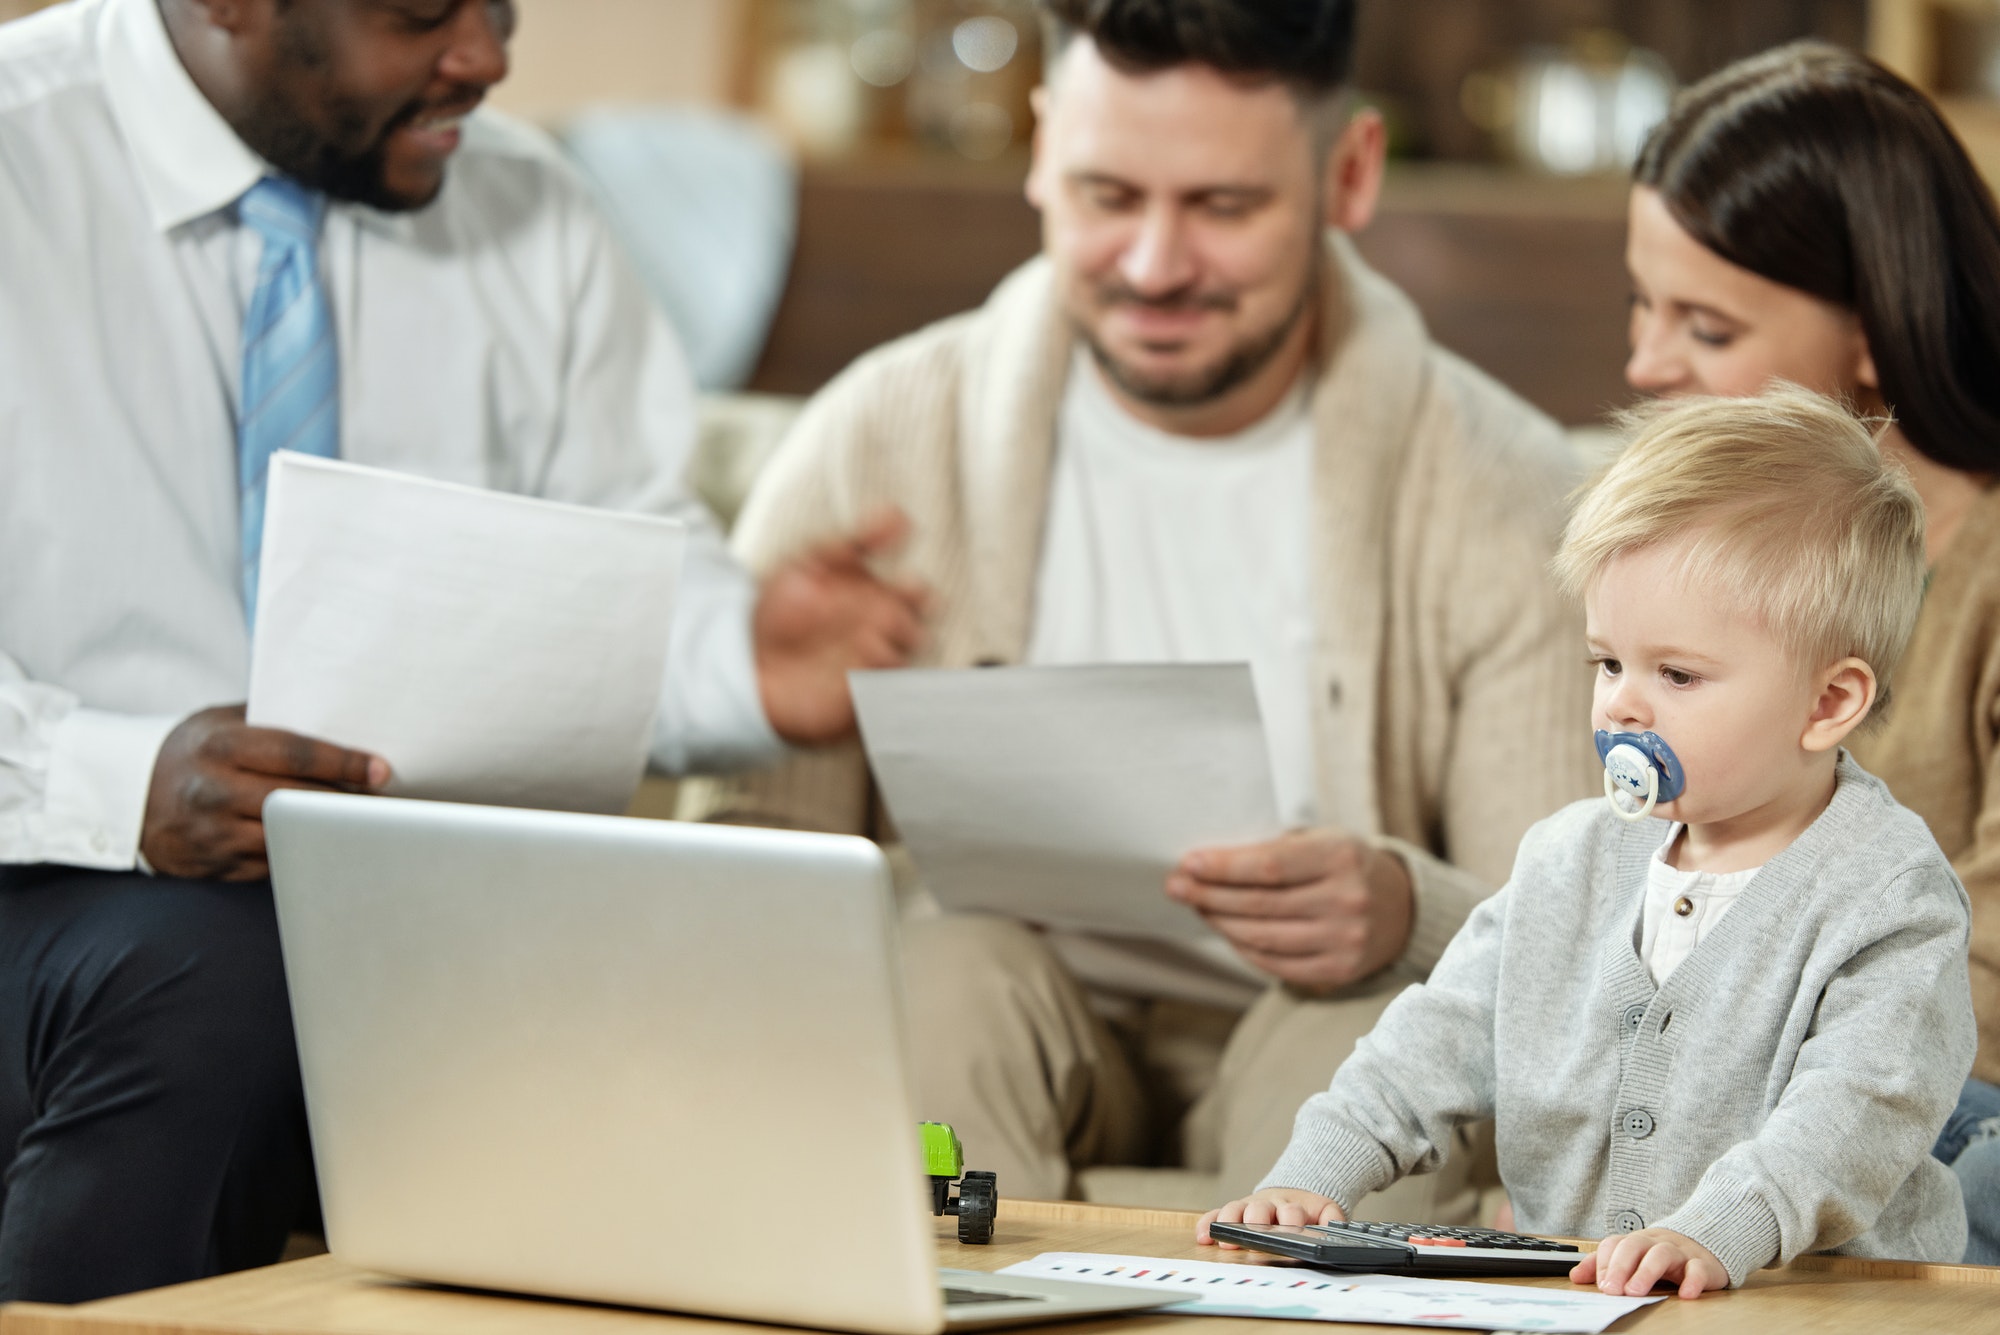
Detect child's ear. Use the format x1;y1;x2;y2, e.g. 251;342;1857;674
1802;657;1877;752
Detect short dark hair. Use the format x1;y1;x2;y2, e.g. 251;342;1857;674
1635;41;2000;476
1040;0;1357;101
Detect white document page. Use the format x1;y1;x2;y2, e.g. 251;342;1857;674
247;453;684;814
1001;1253;1662;1332
849;664;1280;942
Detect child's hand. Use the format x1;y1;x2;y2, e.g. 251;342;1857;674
1569;1228;1728;1299
1195;1189;1345;1246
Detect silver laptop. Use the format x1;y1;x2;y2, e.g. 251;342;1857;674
263;790;1172;1335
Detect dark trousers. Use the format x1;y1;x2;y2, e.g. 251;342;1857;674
0;865;314;1302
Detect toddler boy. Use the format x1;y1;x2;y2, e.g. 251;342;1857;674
1197;389;1974;1297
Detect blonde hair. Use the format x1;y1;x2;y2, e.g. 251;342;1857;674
1553;388;1927;698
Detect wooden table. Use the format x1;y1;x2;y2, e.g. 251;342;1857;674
3;1200;1995;1335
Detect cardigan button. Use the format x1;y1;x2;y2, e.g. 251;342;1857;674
1622;1003;1646;1032
1623;1108;1656;1139
1612;1210;1646;1233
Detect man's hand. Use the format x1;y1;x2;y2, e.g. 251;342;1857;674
1197;1188;1345;1246
752;508;930;745
140;705;390;883
1166;829;1414;993
1570;1228;1728;1300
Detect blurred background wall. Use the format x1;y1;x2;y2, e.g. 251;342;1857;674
491;0;742;117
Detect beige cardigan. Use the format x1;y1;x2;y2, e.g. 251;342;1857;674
689;237;1601;976
1852;481;2000;1085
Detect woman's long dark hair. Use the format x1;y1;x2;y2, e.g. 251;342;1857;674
1635;42;2000;476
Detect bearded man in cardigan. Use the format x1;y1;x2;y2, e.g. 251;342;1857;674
689;0;1599;1212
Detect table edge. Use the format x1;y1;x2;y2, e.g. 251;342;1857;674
1;1196;1991;1334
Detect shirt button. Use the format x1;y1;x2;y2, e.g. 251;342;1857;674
1623;1109;1656;1139
1613;1210;1646;1233
1622;1003;1646;1032
1674;896;1694;917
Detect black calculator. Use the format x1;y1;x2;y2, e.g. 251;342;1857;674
1207;1220;1583;1276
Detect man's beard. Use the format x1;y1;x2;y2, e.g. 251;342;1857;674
239;97;420;211
1076;264;1318;409
229;17;438;212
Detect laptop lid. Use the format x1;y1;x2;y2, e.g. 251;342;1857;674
265;790;947;1335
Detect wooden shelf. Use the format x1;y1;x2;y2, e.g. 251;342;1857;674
1871;0;2000;186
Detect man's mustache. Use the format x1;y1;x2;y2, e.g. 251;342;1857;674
377;86;487;140
1091;283;1238;314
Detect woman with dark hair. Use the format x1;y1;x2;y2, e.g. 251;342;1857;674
1624;40;2000;1264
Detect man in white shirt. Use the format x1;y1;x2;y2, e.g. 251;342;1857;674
0;0;922;1300
690;0;1599;1211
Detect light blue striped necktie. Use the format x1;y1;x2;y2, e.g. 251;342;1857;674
236;176;339;625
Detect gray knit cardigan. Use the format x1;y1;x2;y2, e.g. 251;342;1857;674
1261;754;1974;1285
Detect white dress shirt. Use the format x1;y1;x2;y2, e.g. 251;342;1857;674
1024;353;1318;1009
0;0;778;871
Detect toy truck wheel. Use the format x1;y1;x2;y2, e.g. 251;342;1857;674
956;1172;997;1245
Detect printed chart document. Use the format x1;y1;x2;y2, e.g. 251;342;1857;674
1001;1254;1661;1333
850;664;1280;941
247;453;684;814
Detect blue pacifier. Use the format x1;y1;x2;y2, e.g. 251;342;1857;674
1594;729;1686;822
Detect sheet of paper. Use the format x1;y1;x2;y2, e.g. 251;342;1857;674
1001;1253;1661;1333
247;453;683;814
849;664;1280;942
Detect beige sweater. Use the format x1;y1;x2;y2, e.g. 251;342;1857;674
690;237;1601;978
1852;481;2000;1085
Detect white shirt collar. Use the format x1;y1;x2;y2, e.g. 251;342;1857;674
1649;822;1761;891
101;0;265;233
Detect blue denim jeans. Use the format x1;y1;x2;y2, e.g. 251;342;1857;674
1933;1078;2000;1265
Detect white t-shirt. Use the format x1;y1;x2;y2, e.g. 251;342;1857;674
1023;354;1318;1007
1639;824;1761;986
1028;352;1320;828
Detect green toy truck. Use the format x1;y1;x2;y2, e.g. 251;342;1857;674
920;1121;998;1245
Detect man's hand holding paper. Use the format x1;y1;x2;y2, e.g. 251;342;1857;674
1168;829;1415;991
141;705;390;882
852;663;1419;986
